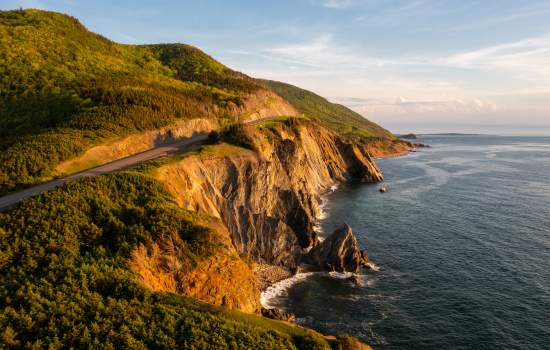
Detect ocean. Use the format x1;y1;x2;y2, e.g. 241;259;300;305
263;135;550;349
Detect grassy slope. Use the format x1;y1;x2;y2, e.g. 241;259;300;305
0;9;396;195
0;173;331;349
0;9;257;194
261;79;394;140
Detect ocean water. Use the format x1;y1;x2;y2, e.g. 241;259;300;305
265;135;550;349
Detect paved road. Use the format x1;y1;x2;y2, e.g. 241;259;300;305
0;132;209;211
0;116;284;211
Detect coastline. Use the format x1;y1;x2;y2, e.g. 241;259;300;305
375;149;412;160
258;147;413;314
257;181;339;307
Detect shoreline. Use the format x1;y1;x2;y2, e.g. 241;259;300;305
258;181;339;308
259;147;413;308
375;149;412;160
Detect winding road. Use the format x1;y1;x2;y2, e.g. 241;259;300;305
0;132;210;211
0;117;282;211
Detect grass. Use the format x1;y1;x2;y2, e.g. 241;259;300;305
0;9;258;194
260;79;394;139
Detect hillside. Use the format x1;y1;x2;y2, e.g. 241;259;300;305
0;173;335;349
261;80;394;139
0;9;259;195
0;9;397;349
0;117;381;349
0;9;397;196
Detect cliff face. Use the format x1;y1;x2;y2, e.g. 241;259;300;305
230;89;299;122
54;118;218;175
153;121;382;269
128;217;261;313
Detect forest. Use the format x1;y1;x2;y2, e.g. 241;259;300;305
0;9;257;195
0;172;333;349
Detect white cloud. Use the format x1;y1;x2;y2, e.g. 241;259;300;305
262;34;399;70
437;35;550;82
321;0;354;9
333;96;498;116
238;30;550;121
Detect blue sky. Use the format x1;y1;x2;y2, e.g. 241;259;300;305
3;0;550;134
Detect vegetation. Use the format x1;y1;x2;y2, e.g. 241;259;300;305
260;80;394;139
0;9;257;194
208;122;256;150
0;9;389;349
0;173;331;349
0;9;397;194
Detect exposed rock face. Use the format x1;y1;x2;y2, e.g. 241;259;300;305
230;89;299;122
128;219;260;313
154;122;382;270
261;308;296;322
303;224;369;273
148;121;381;312
53;89;296;176
54;118;218;175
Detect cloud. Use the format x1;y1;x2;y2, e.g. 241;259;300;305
322;0;353;9
437;35;550;82
262;34;399;70
354;0;438;26
262;32;550;85
333;96;498;116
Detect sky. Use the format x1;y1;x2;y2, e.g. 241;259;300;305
3;0;550;135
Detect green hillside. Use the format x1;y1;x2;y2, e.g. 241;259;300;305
0;8;395;197
261;80;394;139
0;173;331;349
0;9;394;348
0;9;258;194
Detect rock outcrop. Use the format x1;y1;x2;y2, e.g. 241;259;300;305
261;307;296;322
149;120;381;311
303;224;369;273
129;218;261;313
154;121;382;269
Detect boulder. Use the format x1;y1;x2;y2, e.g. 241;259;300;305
379;187;387;193
261;307;296;322
303;224;369;273
347;274;361;286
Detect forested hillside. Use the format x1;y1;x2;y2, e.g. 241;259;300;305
0;9;257;194
0;9;396;195
0;173;332;349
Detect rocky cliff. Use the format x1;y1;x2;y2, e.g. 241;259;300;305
152;120;382;271
303;224;369;273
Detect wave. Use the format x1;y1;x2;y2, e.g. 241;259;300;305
261;266;380;308
366;261;380;272
260;272;318;308
328;271;355;279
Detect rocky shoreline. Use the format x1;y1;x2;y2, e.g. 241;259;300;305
256;146;417;325
254;264;293;291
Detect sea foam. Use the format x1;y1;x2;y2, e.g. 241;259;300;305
260;272;317;308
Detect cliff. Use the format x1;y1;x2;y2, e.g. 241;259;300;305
152;120;382;272
116;118;382;322
0;9;402;348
